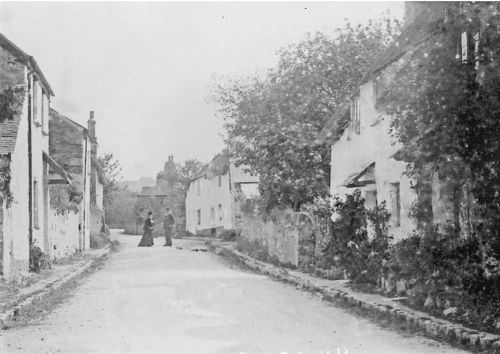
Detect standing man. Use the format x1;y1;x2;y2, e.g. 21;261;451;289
163;208;175;247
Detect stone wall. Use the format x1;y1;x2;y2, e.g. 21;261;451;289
237;210;315;268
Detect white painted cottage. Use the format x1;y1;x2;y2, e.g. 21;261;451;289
185;154;258;236
0;32;71;279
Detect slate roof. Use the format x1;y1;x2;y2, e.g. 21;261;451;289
49;108;96;143
0;113;22;155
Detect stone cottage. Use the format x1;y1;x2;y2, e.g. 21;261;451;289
185;153;259;236
134;155;184;235
49;109;104;256
316;2;486;241
0;32;71;279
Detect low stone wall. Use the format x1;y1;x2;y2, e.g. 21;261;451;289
238;210;315;268
49;209;80;260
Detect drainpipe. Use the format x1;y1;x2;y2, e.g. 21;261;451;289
27;74;33;268
82;136;88;251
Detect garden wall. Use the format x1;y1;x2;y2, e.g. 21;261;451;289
237;209;317;268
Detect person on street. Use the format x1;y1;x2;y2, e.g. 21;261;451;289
163;208;175;246
138;211;154;247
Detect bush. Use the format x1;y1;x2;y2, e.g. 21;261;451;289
90;232;110;249
316;190;392;284
387;227;500;332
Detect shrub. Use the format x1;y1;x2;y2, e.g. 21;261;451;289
90;232;110;249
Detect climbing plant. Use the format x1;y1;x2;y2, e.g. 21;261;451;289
0;165;13;207
0;86;25;123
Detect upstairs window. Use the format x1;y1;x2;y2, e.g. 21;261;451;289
350;99;361;134
389;182;401;227
196;209;201;225
41;92;48;134
218;174;222;187
32;79;41;126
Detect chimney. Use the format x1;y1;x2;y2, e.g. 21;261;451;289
88;111;96;139
404;2;450;25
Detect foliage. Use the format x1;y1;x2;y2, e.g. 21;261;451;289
212;17;401;211
387;227;500;332
177;159;204;189
0;164;13;207
49;184;80;215
90;232;110;249
29;245;50;273
98;153;122;208
0;86;25;123
308;190;392;284
104;186;137;228
382;3;500;252
373;2;500;331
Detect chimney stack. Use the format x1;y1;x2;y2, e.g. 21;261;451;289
88;111;96;139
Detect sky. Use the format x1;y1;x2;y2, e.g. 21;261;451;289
0;1;404;180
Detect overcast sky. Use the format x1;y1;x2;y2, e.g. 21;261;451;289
0;1;404;180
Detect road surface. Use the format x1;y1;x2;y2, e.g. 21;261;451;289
1;230;469;354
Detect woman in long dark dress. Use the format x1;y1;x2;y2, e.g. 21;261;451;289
138;212;154;247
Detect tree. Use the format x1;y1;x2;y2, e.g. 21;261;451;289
177;159;205;189
98;153;122;208
105;187;137;228
379;2;500;325
381;3;500;248
212;17;400;211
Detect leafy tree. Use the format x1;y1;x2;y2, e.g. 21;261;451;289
105;186;137;228
212;17;401;211
177;159;205;189
382;3;500;252
98;153;122;208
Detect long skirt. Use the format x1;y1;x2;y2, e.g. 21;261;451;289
138;230;154;247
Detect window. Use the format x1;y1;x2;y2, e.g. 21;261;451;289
461;31;468;63
218;204;223;221
210;207;215;221
389;182;401;227
34;180;39;229
33;79;40;126
364;190;377;210
196;209;201;225
350;99;361;134
218;174;222;187
41;92;48;134
460;30;480;67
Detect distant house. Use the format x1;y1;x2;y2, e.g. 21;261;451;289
0;32;71;279
49;109;103;255
134;155;185;235
185;153;259;236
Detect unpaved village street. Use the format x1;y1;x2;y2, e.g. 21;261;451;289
1;230;468;354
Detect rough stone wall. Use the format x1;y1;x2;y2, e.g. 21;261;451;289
238;210;314;268
48;111;84;185
0;45;25;87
